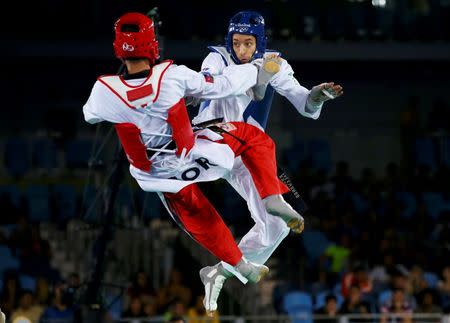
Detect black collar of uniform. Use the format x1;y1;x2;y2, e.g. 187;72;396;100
123;69;151;80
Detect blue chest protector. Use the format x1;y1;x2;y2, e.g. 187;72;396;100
199;85;275;130
243;84;275;130
200;46;278;130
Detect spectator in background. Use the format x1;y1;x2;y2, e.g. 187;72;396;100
342;263;373;299
157;269;192;312
387;268;418;310
438;265;450;309
10;290;44;323
128;271;154;299
126;271;155;311
39;283;77;323
187;295;220;323
339;285;371;316
122;297;145;318
0;271;21;317
315;294;339;323
370;254;396;293
143;300;158;317
20;225;58;282
415;288;442;320
34;277;50;306
321;232;352;282
390;267;410;291
164;299;186;323
380;288;413;323
406;265;428;297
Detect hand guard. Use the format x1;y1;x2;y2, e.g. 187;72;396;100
251;55;282;101
307;82;342;106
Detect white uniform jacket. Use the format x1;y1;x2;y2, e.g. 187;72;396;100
83;60;257;193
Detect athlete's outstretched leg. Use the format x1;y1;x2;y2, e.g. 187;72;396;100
163;183;269;315
163;184;242;265
197;123;304;314
217;122;304;233
226;158;290;264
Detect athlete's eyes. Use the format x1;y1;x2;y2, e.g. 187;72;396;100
233;41;255;48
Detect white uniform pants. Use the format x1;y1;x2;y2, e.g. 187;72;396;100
224;157;290;265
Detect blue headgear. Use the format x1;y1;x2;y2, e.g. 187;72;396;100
226;11;267;64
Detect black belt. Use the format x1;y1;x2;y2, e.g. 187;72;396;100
147;141;177;159
193;117;224;128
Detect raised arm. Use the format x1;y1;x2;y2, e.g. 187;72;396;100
172;63;258;100
270;59;343;120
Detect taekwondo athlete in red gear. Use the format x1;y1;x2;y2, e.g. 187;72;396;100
82;12;299;290
192;11;344;314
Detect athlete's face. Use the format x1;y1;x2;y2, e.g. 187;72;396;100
232;34;256;63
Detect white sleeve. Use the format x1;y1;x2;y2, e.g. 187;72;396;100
173;64;257;100
82;81;133;124
201;52;226;75
270;60;322;120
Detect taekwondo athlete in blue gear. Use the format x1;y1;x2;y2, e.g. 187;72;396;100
194;10;343;315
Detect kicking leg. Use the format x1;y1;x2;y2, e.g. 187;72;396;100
218;122;304;233
163;184;242;265
226;158;290;263
199;159;288;315
162;184;269;314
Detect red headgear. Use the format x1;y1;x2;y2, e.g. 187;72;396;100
113;12;160;63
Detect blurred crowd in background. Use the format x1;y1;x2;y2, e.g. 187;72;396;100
1;95;450;321
1;0;450;322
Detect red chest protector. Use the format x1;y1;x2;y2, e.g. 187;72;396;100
98;60;194;172
114;123;151;171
